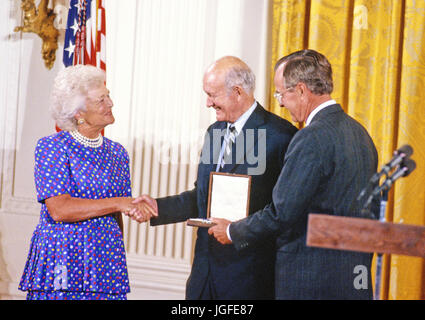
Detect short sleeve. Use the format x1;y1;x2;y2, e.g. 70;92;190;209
34;137;72;203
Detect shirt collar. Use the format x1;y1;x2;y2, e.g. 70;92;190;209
305;99;336;126
227;101;257;134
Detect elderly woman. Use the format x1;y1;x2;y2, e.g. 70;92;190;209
18;65;154;300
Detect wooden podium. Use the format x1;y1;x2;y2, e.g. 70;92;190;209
307;214;425;258
306;213;425;299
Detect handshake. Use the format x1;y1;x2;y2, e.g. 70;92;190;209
122;195;158;223
119;195;232;245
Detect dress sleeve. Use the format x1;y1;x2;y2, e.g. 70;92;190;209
34;137;72;203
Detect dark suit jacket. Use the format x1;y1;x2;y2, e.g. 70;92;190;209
230;104;378;300
150;103;297;299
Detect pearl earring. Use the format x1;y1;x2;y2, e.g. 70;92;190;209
77;119;85;125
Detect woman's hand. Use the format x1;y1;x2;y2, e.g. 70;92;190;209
122;197;158;223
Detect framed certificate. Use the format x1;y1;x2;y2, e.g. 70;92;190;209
187;172;251;227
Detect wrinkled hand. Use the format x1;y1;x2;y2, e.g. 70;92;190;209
123;195;158;223
208;218;232;245
128;194;158;223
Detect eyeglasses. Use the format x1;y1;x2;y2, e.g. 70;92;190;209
273;87;294;103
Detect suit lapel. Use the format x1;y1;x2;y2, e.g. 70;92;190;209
208;121;226;172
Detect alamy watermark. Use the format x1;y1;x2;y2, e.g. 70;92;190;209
53;265;68;290
353;265;368;290
153;128;268;175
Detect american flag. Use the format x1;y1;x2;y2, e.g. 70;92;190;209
63;0;106;71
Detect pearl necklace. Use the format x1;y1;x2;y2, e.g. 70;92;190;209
69;130;103;148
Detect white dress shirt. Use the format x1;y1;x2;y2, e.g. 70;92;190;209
215;101;257;172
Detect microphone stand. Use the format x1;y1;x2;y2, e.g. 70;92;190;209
357;151;415;300
373;188;388;300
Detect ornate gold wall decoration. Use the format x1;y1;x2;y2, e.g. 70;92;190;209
14;0;59;69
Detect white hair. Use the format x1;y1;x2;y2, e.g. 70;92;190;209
224;64;256;94
50;64;106;131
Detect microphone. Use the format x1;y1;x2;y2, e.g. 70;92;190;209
371;158;416;197
370;144;413;183
361;158;416;213
358;145;415;214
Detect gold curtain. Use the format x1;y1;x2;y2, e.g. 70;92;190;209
270;0;425;300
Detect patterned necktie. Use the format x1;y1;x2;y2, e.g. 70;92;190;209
221;125;236;169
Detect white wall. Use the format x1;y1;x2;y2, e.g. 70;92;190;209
0;0;272;300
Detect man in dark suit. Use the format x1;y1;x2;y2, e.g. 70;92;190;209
209;50;378;299
127;56;297;299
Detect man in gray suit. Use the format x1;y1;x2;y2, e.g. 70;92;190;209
209;49;378;299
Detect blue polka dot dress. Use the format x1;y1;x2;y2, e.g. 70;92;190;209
19;131;131;300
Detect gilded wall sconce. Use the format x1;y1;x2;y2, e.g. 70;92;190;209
14;0;60;69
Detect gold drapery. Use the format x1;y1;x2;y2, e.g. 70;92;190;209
270;0;425;300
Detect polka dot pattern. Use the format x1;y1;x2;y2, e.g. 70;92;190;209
19;131;131;299
26;290;127;300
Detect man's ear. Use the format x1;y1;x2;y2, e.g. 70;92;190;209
297;82;307;96
233;85;243;96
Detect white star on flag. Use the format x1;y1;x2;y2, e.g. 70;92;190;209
74;0;83;14
64;40;76;59
70;19;79;36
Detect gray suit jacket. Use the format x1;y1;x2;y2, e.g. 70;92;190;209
230;104;378;299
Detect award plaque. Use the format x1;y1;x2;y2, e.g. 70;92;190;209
187;172;251;228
